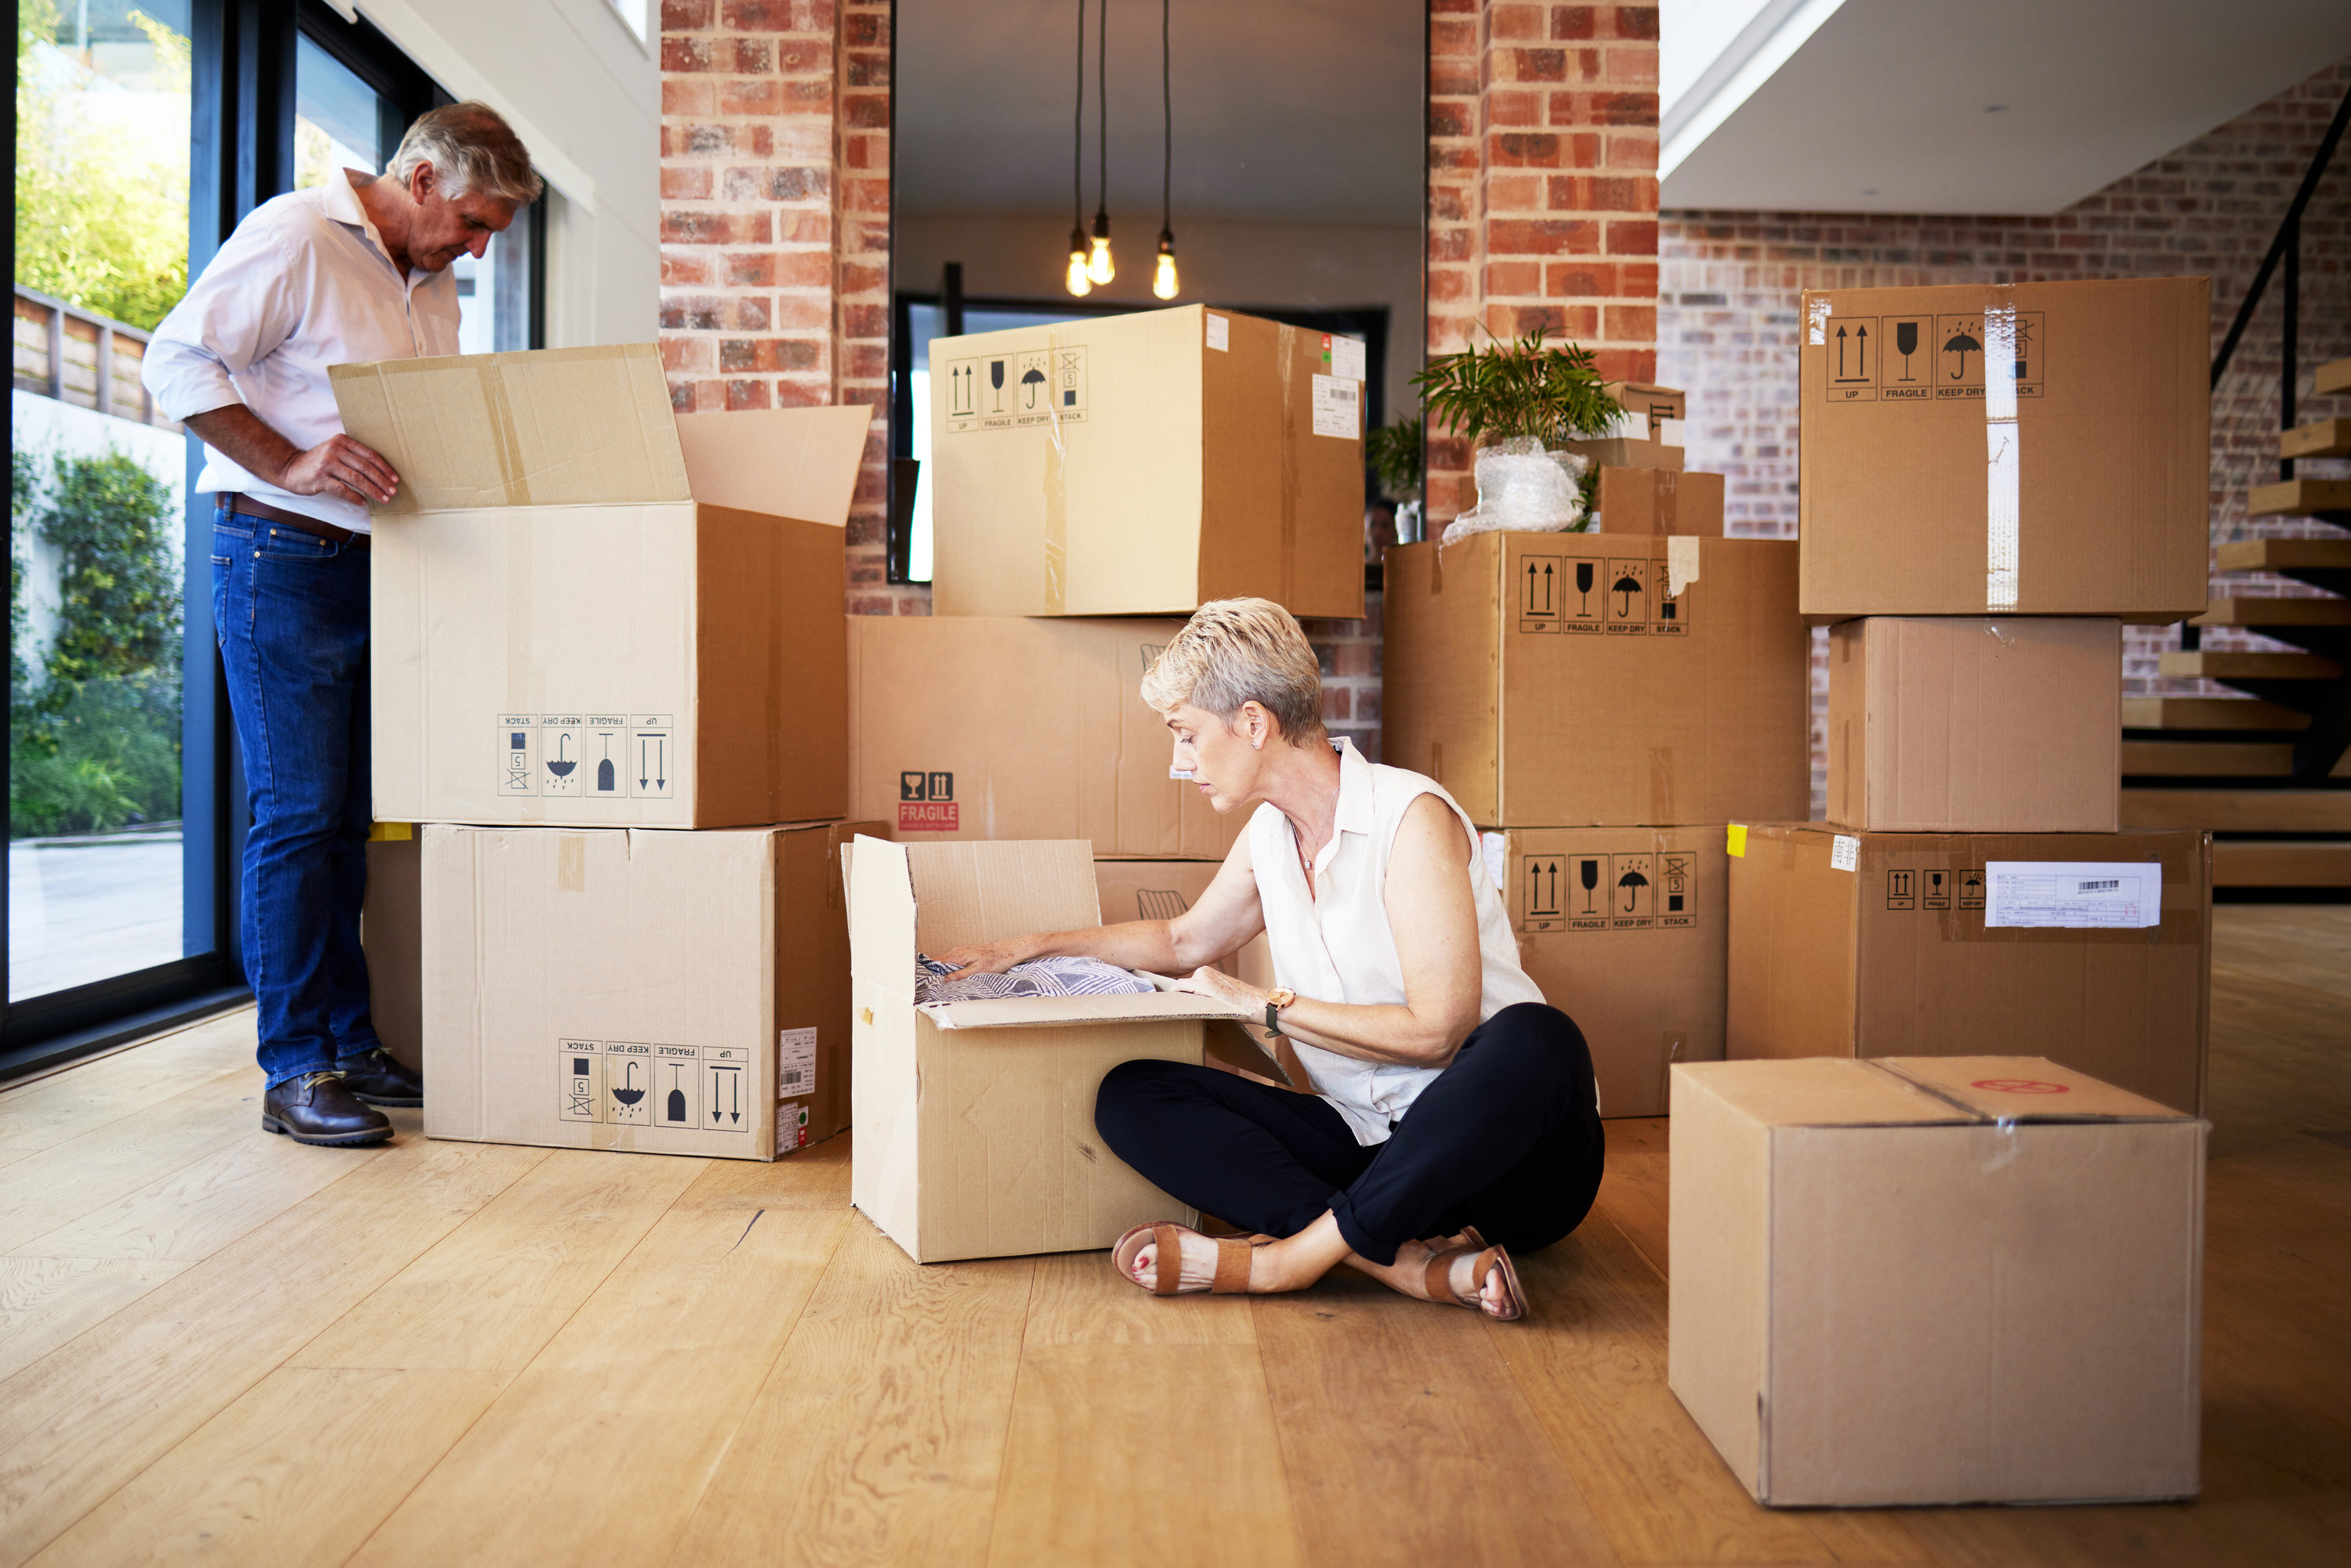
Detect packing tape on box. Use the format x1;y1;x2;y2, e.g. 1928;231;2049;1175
1983;285;2021;613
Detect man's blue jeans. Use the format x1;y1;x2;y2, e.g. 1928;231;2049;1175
212;502;385;1087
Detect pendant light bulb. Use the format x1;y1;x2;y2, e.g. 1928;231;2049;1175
1088;212;1115;284
1153;230;1179;300
1065;227;1092;296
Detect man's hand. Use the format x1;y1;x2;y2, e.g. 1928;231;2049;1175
279;433;400;505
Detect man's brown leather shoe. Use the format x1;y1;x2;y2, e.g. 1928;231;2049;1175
263;1072;393;1146
337;1048;423;1107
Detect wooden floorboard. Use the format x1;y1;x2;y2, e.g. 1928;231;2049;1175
1;910;2348;1566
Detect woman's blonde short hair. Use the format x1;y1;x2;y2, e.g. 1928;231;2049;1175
1139;598;1326;744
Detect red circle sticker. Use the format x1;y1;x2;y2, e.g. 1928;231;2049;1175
1971;1078;2070;1095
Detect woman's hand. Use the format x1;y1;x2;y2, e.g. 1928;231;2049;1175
1169;966;1262;1012
930;940;1030;981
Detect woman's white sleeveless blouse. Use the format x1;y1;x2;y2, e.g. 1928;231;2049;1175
1249;740;1545;1146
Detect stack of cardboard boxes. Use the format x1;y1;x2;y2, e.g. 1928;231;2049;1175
1728;277;2216;1115
339;342;880;1164
844;305;1366;1259
1386;386;1814;1115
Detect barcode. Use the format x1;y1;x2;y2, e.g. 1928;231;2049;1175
781;1069;806;1088
2076;878;2121;893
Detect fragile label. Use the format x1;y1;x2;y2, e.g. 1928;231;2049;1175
1519;850;1694;934
777;1026;817;1099
558;1040;748;1134
942;346;1088;433
1311;374;1359;439
1328;333;1366;383
897;769;958;831
1830;835;1859;872
1984;861;2161;929
498;714;672;802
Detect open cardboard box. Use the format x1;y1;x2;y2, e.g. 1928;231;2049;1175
847;836;1255;1263
335;342;869;828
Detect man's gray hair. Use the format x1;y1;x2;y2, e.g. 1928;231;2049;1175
1139;597;1328;746
389;101;544;205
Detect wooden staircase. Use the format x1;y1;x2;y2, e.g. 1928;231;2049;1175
2124;362;2351;894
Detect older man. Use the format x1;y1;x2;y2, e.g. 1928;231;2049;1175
145;103;542;1145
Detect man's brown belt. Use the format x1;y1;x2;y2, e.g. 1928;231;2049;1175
221;492;371;550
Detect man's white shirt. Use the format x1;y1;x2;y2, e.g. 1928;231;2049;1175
143;168;461;534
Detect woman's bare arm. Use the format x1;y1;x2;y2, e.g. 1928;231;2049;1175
931;831;1266;979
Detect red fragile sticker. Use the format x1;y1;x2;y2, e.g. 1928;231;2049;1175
898;801;959;831
1970;1078;2070;1095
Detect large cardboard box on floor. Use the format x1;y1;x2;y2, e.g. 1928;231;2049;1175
927;304;1364;618
1726;823;2211;1114
1828;617;2122;832
420;818;882;1161
1799;276;2209;621
849;615;1242;859
362;826;422;1070
849;837;1249;1262
1384;532;1807;827
335;342;868;827
1485;824;1726;1117
1670;1056;2204;1507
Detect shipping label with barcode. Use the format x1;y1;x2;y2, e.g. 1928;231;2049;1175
777;1027;818;1099
1983;861;2162;929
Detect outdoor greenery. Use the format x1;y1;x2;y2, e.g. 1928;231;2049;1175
1411;329;1622;450
1366;415;1424;503
14;0;193;330
11;447;184;838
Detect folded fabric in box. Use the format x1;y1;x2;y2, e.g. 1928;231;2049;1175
915;952;1155;1006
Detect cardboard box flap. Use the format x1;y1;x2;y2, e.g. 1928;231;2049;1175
676;405;874;527
1875;1057;2196;1123
330;342;689;514
1675;1058;1973;1128
919;989;1250;1030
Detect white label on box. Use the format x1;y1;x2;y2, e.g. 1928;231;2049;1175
1830;835;1860;872
1312;374;1359;439
1983;861;2161;929
1329;334;1366;383
1480;832;1509;893
1205;313;1229;352
777;1026;817;1099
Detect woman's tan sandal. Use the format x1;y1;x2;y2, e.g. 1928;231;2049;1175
1111;1222;1258;1296
1425;1240;1527;1322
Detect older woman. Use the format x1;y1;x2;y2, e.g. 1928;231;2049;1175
933;599;1603;1320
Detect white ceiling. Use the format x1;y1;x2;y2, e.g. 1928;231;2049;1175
1661;0;2351;214
894;0;1425;225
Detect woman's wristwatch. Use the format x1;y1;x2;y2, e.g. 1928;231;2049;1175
1263;987;1298;1037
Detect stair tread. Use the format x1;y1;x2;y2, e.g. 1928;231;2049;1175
2214;838;2351;888
2317;357;2351;397
2280;416;2351;460
2121;697;2309;730
2216;537;2351;572
2248;477;2351;517
2156;650;2344;679
2192;596;2351;628
2120;741;2351;778
2121;789;2351;832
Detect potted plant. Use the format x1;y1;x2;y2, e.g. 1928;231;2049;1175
1365;414;1425;544
1411;329;1622;542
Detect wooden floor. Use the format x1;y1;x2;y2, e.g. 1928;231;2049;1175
2;909;2346;1566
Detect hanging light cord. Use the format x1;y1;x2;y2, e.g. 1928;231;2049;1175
1073;0;1085;234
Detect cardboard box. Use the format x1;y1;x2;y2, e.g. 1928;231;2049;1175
1383;533;1808;827
1604;381;1685;436
849;615;1243;859
420;817;882;1161
928;305;1364;618
334;342;869;827
1562;436;1682;472
1597;467;1723;537
1486;824;1726;1117
1669;1055;2203;1507
1092;858;1274;990
362;826;422;1070
1829;617;2121;832
849;837;1248;1262
1799;277;2210;621
1726;824;2211;1114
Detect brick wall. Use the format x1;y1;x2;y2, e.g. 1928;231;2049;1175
1426;2;1661;528
1657;57;2351;810
658;0;911;614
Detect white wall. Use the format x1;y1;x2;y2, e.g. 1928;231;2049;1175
894;213;1425;427
351;0;659;347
